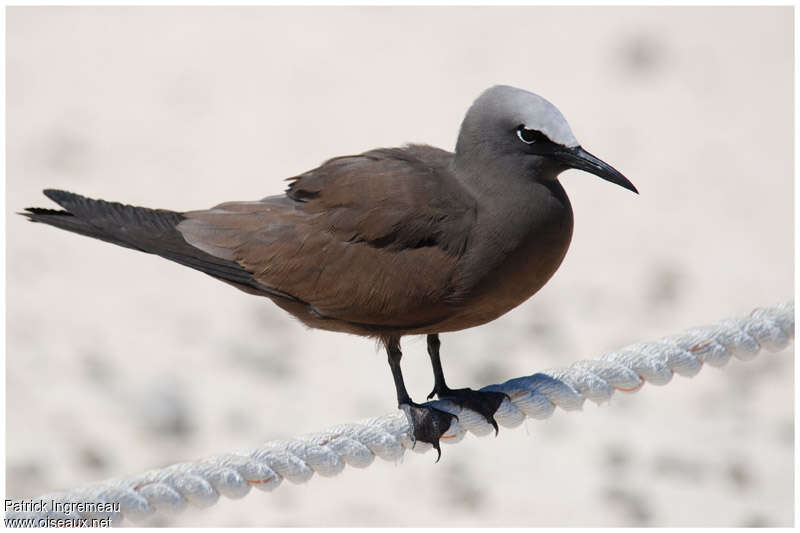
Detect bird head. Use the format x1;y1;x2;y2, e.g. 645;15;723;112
456;85;638;194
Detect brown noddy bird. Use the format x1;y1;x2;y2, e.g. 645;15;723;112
22;85;636;458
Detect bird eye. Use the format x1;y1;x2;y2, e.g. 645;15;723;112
516;126;548;145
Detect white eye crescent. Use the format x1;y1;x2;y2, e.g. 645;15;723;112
516;126;551;145
516;128;537;144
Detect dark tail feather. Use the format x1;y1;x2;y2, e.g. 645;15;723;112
22;207;139;251
22;189;261;290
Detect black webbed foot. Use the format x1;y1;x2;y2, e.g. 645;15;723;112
428;387;508;435
425;334;508;436
399;402;458;462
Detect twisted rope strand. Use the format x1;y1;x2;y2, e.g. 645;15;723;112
6;302;793;526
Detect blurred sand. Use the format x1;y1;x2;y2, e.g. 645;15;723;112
5;6;793;527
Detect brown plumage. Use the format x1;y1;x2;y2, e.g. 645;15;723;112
179;146;478;336
22;85;636;457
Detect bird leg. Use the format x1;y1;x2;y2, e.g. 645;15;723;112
386;337;456;461
426;334;508;435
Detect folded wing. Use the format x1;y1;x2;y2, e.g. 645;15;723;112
179;145;477;327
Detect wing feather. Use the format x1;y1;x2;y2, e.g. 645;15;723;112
179;145;476;327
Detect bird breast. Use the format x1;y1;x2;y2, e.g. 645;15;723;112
433;179;574;333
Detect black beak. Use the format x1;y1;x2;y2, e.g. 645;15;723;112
557;146;638;194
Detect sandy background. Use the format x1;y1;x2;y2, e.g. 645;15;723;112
5;6;794;527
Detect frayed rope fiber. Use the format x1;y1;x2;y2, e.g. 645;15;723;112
5;302;793;526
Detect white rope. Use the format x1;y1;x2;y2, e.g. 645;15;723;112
5;302;794;526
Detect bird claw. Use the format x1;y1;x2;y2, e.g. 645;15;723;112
399;402;458;462
435;388;508;436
